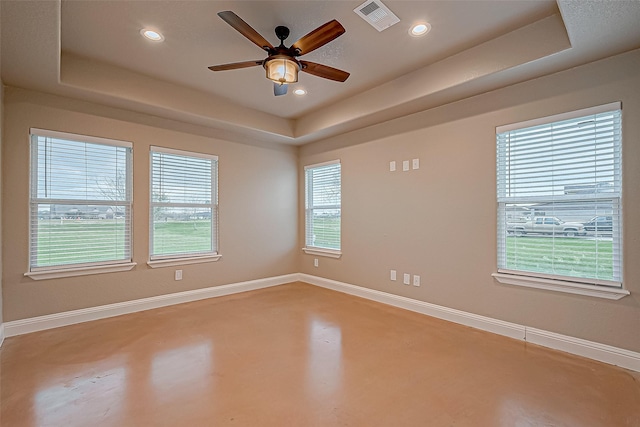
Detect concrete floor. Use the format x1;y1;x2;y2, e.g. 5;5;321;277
1;282;639;426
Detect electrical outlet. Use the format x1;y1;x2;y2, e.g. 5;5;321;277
413;275;420;286
314;258;319;268
175;270;182;281
402;160;410;171
390;270;397;281
403;273;410;285
412;158;420;170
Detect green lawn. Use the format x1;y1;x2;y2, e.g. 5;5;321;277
35;219;613;282
311;216;340;250
34;219;212;267
152;220;212;256
505;236;614;281
34;220;129;267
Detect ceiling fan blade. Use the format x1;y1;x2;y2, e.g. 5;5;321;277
208;60;263;71
217;11;274;51
300;61;350;82
274;83;288;96
291;20;345;55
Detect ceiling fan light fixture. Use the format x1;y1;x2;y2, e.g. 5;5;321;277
265;56;299;84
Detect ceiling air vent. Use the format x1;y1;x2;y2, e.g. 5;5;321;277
354;0;400;32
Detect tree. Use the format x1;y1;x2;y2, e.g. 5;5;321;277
96;169;130;219
97;169;128;201
152;191;170;222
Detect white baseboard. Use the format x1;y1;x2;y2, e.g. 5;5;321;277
4;272;639;372
300;274;640;372
526;327;640;372
300;274;526;340
4;274;298;337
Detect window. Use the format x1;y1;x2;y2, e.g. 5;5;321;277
304;160;341;257
496;103;622;291
149;147;218;264
28;129;133;276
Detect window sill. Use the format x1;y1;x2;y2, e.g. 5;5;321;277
147;255;222;268
492;272;629;300
25;262;137;280
302;247;342;259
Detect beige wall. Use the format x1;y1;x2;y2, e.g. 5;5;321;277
2;48;639;354
299;49;640;353
0;82;4;327
2;87;298;321
1;0;4;328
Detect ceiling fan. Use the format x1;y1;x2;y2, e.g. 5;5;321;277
209;11;350;96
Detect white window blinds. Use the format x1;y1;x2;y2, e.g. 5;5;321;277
29;129;133;271
305;160;341;250
150;147;218;260
496;103;622;286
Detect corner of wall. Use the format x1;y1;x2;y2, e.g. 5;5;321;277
1;81;4;344
1;2;4;341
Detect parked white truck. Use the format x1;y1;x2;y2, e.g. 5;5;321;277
507;216;587;237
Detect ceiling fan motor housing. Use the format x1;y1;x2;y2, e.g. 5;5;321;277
275;26;290;43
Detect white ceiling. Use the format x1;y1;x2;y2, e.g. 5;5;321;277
2;1;640;145
59;0;557;119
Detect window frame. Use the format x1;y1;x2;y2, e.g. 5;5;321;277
25;128;136;280
147;146;220;267
492;103;629;300
303;160;342;259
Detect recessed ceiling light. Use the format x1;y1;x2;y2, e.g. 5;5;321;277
294;89;307;96
410;23;431;37
141;29;164;42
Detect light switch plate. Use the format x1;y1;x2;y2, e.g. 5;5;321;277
413;275;420;286
390;270;397;281
390;161;396;172
403;160;410;171
412;158;420;170
403;273;410;285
